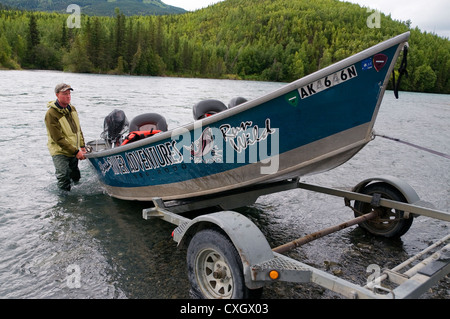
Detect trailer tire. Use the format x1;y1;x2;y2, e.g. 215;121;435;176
187;228;260;299
353;182;413;238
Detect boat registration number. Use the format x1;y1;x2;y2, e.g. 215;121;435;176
299;65;358;99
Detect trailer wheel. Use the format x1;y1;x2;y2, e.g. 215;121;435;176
353;182;413;238
187;228;255;299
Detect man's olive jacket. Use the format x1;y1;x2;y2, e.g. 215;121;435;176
45;101;85;157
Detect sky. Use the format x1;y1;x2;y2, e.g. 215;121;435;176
162;0;449;39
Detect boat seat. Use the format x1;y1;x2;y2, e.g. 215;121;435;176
193;99;227;120
228;96;248;108
129;113;168;132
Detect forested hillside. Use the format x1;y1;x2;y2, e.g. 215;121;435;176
0;0;449;93
0;0;186;16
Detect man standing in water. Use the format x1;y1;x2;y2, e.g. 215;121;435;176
45;83;86;191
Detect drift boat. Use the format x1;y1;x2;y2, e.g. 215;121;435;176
86;32;410;201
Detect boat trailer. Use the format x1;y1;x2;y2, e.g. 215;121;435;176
142;176;450;299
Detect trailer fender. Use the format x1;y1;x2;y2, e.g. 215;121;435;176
352;175;420;218
173;211;274;289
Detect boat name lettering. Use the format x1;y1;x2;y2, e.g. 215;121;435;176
299;65;358;99
98;140;183;176
96;120;276;176
220;119;276;153
98;155;129;175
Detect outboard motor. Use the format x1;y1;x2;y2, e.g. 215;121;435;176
101;109;129;147
193;99;227;120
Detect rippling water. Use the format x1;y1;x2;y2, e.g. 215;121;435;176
0;70;448;299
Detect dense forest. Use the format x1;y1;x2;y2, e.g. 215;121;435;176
0;0;449;93
0;0;185;16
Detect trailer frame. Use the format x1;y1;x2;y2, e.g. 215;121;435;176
142;176;450;299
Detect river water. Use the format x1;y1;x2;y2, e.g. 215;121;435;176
0;70;448;299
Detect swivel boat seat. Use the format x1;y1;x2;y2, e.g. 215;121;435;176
228;96;248;108
193;99;228;120
121;113;168;146
129;113;168;132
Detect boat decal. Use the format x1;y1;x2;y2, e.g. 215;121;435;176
220;118;276;153
125;140;183;173
361;58;373;71
97;140;183;176
180;119;277;164
285;91;299;107
185;127;223;164
299;65;358;99
373;54;388;72
98;154;129;176
95;118;278;176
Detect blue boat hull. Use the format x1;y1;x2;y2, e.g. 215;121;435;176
86;33;410;201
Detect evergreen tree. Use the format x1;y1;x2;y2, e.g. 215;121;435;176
62;36;93;73
26;13;40;67
61;20;68;49
114;8;127;72
86;17;105;70
0;34;13;68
